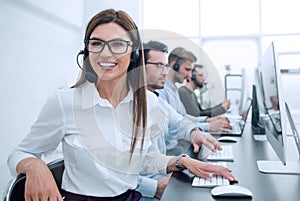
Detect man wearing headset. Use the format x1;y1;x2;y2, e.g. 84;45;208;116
157;47;231;149
179;64;231;117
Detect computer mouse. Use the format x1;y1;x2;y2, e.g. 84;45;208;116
211;185;253;197
218;136;238;143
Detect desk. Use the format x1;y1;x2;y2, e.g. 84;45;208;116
161;124;300;201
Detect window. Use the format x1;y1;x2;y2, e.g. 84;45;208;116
261;0;300;34
142;0;199;37
142;0;300;70
262;35;300;69
200;0;259;36
142;0;300;109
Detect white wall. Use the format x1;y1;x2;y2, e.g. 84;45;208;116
82;0;141;28
0;0;83;196
0;0;139;196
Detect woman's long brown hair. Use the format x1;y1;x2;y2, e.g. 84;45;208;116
72;9;147;160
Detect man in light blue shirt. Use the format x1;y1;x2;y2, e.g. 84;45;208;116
137;41;223;200
157;47;232;149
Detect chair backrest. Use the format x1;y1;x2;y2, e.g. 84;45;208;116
3;158;64;201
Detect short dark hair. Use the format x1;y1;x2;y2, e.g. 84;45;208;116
143;40;168;62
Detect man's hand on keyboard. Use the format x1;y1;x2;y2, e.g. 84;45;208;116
208;116;232;132
180;157;238;183
190;130;222;153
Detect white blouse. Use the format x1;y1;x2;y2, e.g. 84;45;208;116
7;82;172;197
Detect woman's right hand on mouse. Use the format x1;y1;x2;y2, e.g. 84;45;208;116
17;158;63;201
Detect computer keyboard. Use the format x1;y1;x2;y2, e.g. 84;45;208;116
192;162;230;187
230;121;242;133
207;145;234;162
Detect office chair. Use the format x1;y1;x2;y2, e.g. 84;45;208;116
3;158;64;201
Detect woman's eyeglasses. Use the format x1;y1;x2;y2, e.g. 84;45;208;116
85;38;134;54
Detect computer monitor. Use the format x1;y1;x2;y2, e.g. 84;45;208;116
256;42;300;174
285;103;300;157
254;68;267;116
238;68;246;116
251;84;265;134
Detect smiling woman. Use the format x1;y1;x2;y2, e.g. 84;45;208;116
7;9;171;201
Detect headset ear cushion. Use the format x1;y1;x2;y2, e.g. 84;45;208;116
173;63;180;71
131;49;140;65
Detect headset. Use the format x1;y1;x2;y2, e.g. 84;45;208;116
172;48;187;72
131;48;140;65
191;68;197;81
76;49;98;84
173;57;181;72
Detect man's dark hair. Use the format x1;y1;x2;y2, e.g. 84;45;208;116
143;40;168;62
168;47;197;66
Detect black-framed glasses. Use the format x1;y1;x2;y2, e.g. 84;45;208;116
146;62;170;71
85;38;134;54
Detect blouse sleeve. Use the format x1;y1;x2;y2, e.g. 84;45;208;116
7;91;65;176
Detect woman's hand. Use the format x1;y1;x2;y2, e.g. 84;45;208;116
17;158;62;201
180;157;238;182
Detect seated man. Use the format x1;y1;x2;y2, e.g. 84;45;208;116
156;46;232;148
179;64;230;117
137;40;229;201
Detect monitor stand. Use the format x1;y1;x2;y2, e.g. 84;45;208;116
257;160;300;174
253;135;267;141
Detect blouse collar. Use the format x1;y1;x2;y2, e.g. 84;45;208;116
81;81;133;109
